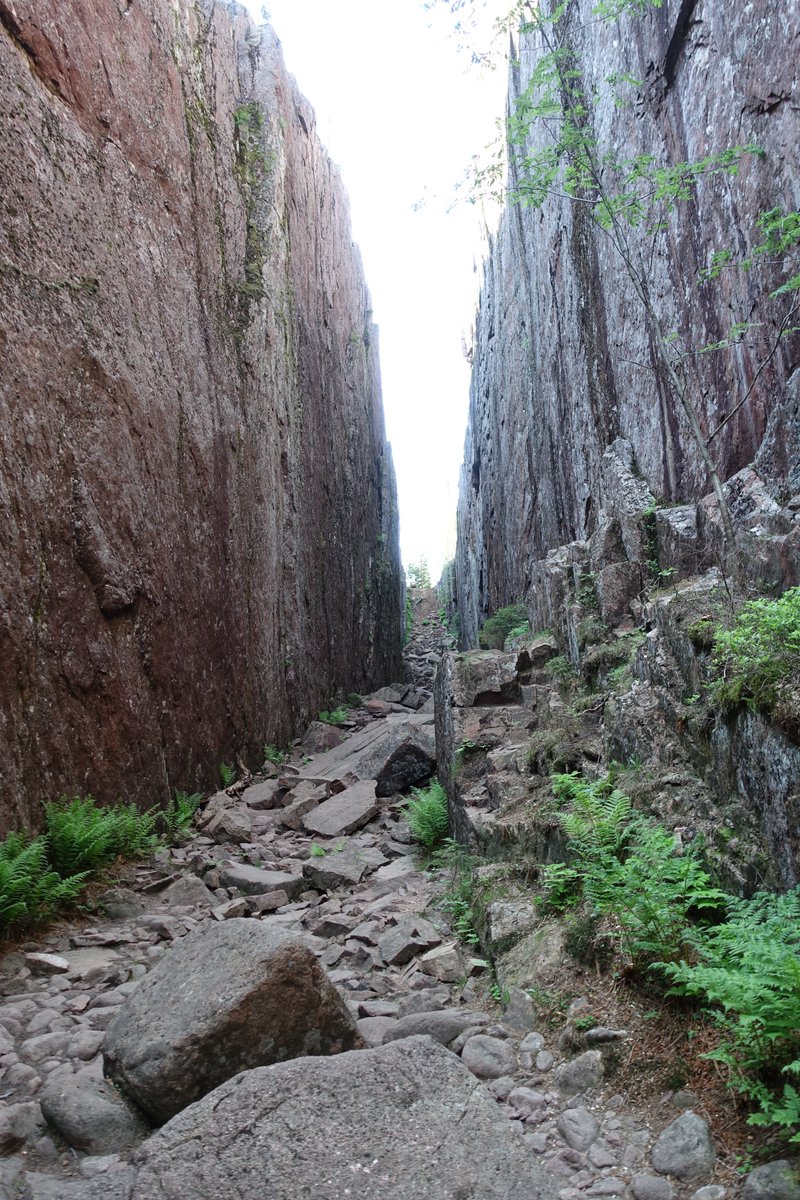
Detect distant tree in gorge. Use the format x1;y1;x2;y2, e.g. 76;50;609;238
407;558;432;588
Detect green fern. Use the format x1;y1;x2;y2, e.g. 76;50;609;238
45;795;158;876
161;790;202;844
0;833;88;930
661;888;800;1143
404;779;449;848
544;772;724;966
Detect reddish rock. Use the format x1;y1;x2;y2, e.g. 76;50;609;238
0;0;402;832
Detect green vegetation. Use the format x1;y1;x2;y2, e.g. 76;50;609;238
0;834;88;929
318;707;348;726
661;888;800;1145
404;779;449;848
540;769;799;1143
708;586;800;724
232;101;272;324
541;772;725;967
310;843;326;857
160;790;203;844
478;603;528;649
219;762;237;788
406;557;431;588
506;620;531;642
0;788;202;936
45;796;159;877
263;744;288;766
404;593;414;644
346;693;363;708
432;838;481;946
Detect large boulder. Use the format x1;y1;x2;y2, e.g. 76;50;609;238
63;1037;560;1199
297;712;436;796
103;920;361;1123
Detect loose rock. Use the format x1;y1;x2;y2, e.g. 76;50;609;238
103;920;361;1122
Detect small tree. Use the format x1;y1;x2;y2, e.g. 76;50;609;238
407;556;432;588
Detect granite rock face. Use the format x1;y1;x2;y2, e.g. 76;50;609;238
0;0;403;831
455;0;799;643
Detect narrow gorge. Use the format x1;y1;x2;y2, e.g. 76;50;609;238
0;1;798;1198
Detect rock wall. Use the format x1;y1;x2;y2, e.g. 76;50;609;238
455;0;799;644
0;0;403;831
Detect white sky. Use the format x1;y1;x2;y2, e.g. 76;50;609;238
242;0;506;580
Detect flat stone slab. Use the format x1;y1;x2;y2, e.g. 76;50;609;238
103;920;360;1123
66;1037;560;1199
302;852;369;890
302;780;379;837
218;863;305;900
296;712;436;795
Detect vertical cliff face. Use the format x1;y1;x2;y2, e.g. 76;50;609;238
455;0;799;644
0;0;403;830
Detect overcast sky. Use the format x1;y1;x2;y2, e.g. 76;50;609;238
242;0;506;580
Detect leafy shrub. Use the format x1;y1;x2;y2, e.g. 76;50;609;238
479;604;528;650
661;888;800;1144
709;587;800;719
45;796;158;876
404;779;448;848
318;707;348;726
0;834;88;930
219;762;237;787
346;693;363;708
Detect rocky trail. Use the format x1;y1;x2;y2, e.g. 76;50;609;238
0;593;793;1199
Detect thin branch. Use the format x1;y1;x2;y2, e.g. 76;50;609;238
708;299;800;442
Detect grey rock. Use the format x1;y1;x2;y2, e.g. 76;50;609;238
382;1009;488;1047
240;779;284;810
584;1026;628;1044
631;1175;674;1200
556;1106;600;1151
742;1161;800;1200
69;1037;560;1200
419;941;463;981
356;1016;398;1047
556;1050;604;1096
507;1086;546;1117
103;920;360;1123
302;780;379;837
297;713;436;797
585;1180;627;1196
218;863;305;900
302;852;368;890
651;1111;715;1182
536;1050;555;1071
159;874;216;909
40;1073;149;1154
460;1034;517;1079
520;1031;546;1055
0;1101;44;1154
690;1187;726;1200
19;1032;70;1065
211;898;250;920
378;915;441;965
24;953;70;976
